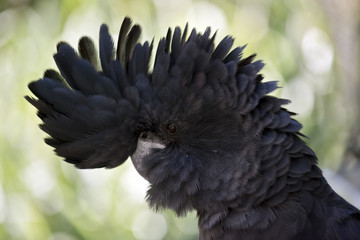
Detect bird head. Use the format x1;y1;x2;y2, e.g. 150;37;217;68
27;17;303;216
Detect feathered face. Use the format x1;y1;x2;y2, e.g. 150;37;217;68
27;17;283;215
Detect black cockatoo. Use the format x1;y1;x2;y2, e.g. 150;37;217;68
26;17;360;239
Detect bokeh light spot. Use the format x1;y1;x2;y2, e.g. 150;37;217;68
132;209;168;240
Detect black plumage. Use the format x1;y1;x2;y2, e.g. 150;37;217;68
26;17;360;239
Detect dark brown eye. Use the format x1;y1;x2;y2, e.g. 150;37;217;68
140;132;148;139
166;123;178;135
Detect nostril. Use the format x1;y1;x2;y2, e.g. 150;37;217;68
166;122;178;135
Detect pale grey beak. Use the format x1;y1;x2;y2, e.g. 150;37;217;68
131;132;165;179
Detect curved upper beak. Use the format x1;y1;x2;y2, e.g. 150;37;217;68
131;132;166;179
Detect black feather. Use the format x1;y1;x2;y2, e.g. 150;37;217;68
211;36;234;60
43;69;65;83
117;17;132;63
53;43;79;89
125;24;141;70
99;24;115;76
26;17;360;240
78;36;99;68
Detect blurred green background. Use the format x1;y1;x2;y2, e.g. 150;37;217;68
1;0;359;239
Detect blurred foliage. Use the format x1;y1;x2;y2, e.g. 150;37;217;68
0;0;359;239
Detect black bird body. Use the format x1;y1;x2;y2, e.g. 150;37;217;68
26;17;360;239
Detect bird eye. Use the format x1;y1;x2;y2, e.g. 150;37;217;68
140;132;148;139
166;123;178;135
